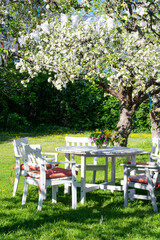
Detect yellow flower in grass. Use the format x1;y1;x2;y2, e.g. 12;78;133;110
104;129;112;137
96;129;102;134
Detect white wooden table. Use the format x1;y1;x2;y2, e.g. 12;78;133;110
55;146;144;204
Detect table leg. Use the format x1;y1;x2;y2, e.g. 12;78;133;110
81;156;86;204
92;157;97;183
105;157;108;182
64;153;70;194
111;157;116;183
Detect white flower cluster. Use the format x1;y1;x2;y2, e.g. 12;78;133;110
15;14;159;95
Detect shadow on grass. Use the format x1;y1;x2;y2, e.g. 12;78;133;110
0;132;36;144
1;186;160;239
0;128;80;144
0;132;54;144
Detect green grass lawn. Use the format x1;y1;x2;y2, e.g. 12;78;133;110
0;132;160;240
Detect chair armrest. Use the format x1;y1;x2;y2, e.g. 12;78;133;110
121;164;136;167
41;152;58;156
41;152;58;161
121;163;159;171
151;154;160;160
121;163;157;167
14;155;21;159
138;151;151;155
43;157;57;161
40;160;76;165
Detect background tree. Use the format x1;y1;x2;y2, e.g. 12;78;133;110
1;0;159;145
150;93;160;138
105;0;160;141
15;12;159;145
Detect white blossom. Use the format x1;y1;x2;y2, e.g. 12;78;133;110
30;30;40;42
95;15;105;32
18;36;27;47
61;13;68;28
106;17;114;30
41;21;50;34
15;16;160;97
46;4;50;9
71;15;80;29
136;7;145;16
83;16;92;30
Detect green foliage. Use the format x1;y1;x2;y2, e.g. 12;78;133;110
60;80;105;130
7;113;31;131
0;58;26;130
0;65;151;135
0;59;153;133
21;73;62;126
101;96;120;130
0;61;62;131
132;100;151;133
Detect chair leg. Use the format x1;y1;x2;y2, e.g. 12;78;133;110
148;188;158;212
151;196;158;212
38;192;44;211
64;184;70;194
43;188;47;200
146;169;158;212
13;170;20;197
72;168;77;209
123;166;128;207
38;186;46;210
52;185;57;203
64;153;71;194
22;178;28;205
129;189;135;201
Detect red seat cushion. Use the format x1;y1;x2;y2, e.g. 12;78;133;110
10;163;54;183
12;163;53;171
46;167;73;179
20;163;53;171
127;162;149;165
26;167;78;179
128;174;148;184
136;162;149;165
128;174;160;187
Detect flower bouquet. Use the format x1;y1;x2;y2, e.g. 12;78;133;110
90;129;114;148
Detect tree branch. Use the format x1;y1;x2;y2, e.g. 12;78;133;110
96;80;122;101
133;86;160;111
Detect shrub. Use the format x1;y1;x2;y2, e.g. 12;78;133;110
6;113;31;132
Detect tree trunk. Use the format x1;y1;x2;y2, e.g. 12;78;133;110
114;107;133;147
150;108;160;139
150;94;160;139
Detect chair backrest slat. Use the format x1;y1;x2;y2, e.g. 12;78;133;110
150;137;160;160
13;137;28;157
22;144;42;168
65;136;95;147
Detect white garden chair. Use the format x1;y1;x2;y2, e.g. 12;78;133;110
65;136;100;183
121;162;160;212
11;137;58;197
150;137;160;161
127;137;160;166
121;137;160;212
12;137;28;197
21;144;77;210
